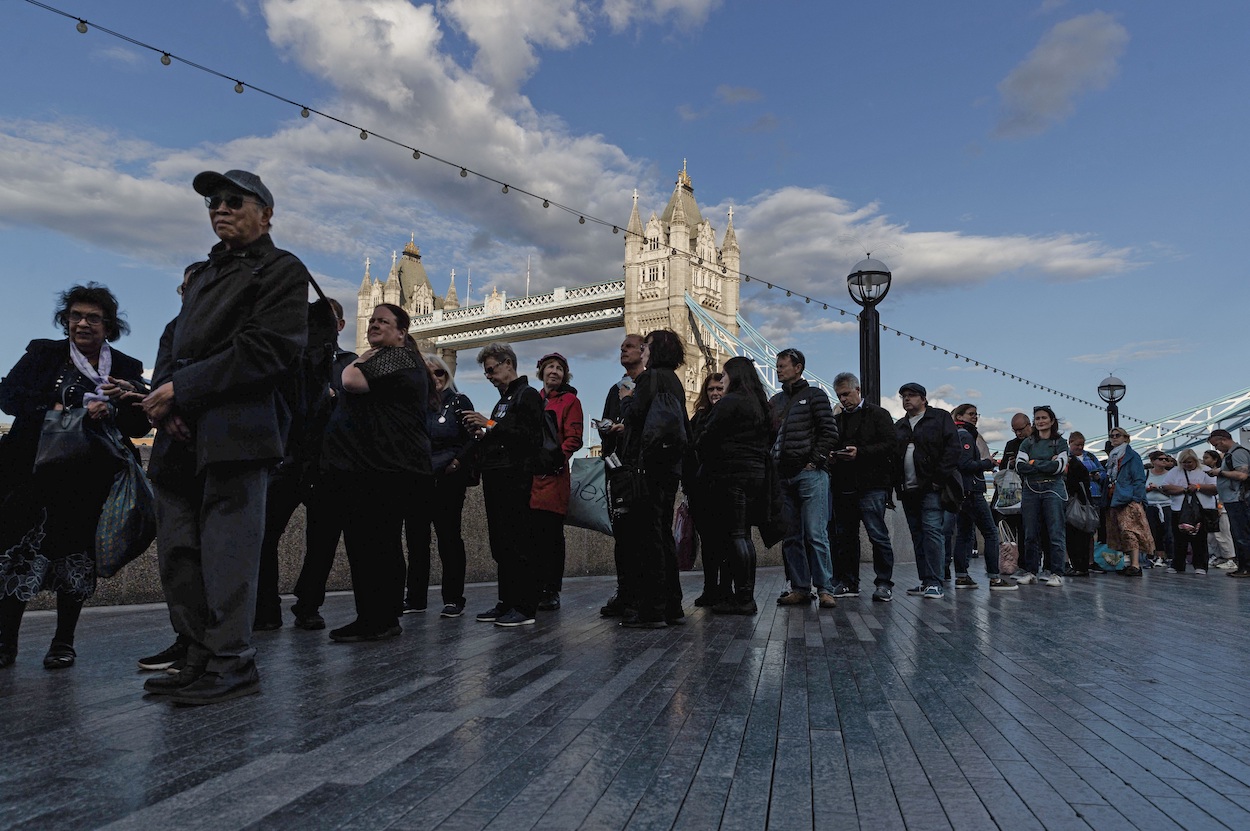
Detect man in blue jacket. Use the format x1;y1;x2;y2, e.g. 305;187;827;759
768;348;838;608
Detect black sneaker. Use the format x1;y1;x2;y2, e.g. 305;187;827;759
253;618;282;632
138;640;187;671
832;584;859;598
144;663;205;695
329;621;402;642
476;603;507;622
403;600;427;614
494;609;537;627
600;593;627;617
293;610;326;631
439;603;465;618
537;591;561;611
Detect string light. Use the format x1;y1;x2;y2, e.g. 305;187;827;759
26;0;1167;430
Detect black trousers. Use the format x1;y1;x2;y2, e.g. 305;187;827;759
619;474;681;620
531;509;567;593
689;489;726;598
1171;513;1210;572
330;470;430;631
404;477;469;607
702;481;756;601
482;469;539;617
256;461;305;623
292;470;348;615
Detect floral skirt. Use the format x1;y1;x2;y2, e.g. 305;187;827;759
0;508;96;602
1107;502;1152;556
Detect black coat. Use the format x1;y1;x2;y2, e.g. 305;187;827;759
0;338;148;485
954;421;994;494
149;234;309;482
474;375;543;473
695;393;770;484
768;378;837;477
620;367;686;478
831;401;897;493
894;406;960;494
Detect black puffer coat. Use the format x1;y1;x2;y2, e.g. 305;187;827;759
768;378;837;478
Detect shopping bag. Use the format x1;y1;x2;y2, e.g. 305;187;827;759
997;519;1019;576
1093;542;1127;572
673;496;696;571
565;457;613;535
993;468;1022;515
94;436;157;578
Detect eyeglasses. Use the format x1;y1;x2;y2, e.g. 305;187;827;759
204;193;260;210
68;311;104;325
964;412;979;419
482;362;500;376
1109;432;1128;439
432;368;448;378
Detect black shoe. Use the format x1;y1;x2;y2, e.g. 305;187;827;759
619;614;666;629
0;642;15;668
165;665;261;706
402;600;427;614
329;621;402;642
711;598;758;615
144;663;206;695
43;641;76;670
537;591;561;611
253;617;282;632
665;606;685;624
439;603;465;618
138;639;187;671
476;603;507;622
600;593;628;617
293;610;326;630
693;591;726;607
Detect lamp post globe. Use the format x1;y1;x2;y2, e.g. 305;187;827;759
847;256;892;406
1097;375;1126;439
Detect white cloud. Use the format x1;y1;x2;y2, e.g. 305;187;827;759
602;0;724;31
441;0;589;96
93;46;144;67
1069;339;1187;365
995;12;1129;138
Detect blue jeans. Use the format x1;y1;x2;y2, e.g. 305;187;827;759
830;488;895;589
957;492;1001;577
780;468;833;594
1226;500;1250;571
1021;485;1067;575
901;489;944;587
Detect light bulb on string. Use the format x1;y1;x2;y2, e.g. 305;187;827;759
822;304;828;310
76;19;88;33
579;216;585;224
412;149;420;159
501;185;508;194
805;297;810;304
359;130;368;140
161;53;171;66
234;81;245;94
785;290;791;296
459;168;467;177
744;276;751;282
542;199;549;208
300;107;310;118
613;226;619;234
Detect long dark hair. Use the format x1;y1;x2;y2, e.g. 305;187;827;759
723;357;769;418
644;329;685;370
694;372;724;412
1032;405;1063;441
55;282;129;342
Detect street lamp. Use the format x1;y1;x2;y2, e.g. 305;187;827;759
847;256;892;406
1098;375;1126;438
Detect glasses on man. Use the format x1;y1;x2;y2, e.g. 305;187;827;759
68;311;104;325
204;193;259;211
482;362;500;376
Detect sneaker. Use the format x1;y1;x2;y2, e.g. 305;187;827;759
872;586;893;602
494;609;536;627
1194;569;1207;576
439;603;465;618
600;593;628;617
403;601;427;614
138;640;187;672
817;592;837;609
537;591;561;611
1166;567;1178;574
1229;569;1250;578
1044;574;1063;587
476;603;507;622
777;590;811;606
1216;559;1238;570
954;576;979;590
905;585;926;596
832;584;859;598
293;610;326;631
252;617;282;632
329;622;402;642
619;614;667;628
710;598;758;616
988;577;1018;591
1014;572;1037;586
922;585;945;599
1151;557;1166;568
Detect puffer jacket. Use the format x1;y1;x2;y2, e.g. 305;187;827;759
768;378;837;478
695;393;770;484
954;421;994;493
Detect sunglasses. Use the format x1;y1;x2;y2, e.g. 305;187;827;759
68;311;104;325
432;368;448;378
204;193;260;210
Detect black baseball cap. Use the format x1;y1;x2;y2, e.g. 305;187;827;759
192;169;274;208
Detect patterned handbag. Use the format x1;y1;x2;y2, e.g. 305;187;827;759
94;428;157;578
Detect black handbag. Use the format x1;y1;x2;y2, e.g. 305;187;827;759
1065;483;1100;533
1177;470;1203;532
33;405;94;474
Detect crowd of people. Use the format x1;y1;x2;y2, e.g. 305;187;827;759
2;167;1248;708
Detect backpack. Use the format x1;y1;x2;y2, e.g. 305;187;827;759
535;409;565;475
640;390;689;471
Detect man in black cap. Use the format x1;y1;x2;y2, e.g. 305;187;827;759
893;382;959;599
141;169;309;704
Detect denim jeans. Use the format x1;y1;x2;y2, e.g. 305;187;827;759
780;468;834;594
943;510;963;576
1021;484;1067;575
1226;500;1250;570
901;489;944;587
956;492;1001;577
830;488;895;589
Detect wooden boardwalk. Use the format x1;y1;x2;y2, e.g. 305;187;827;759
2;563;1249;830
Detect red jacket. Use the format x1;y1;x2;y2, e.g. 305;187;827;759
530;386;584;515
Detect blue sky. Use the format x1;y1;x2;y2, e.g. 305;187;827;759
1;0;1246;450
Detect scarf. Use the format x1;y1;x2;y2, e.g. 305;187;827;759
69;340;112;406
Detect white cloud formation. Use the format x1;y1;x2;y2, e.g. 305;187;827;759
1069;339;1187;365
441;0;589;96
995;12;1129;138
602;0;724;31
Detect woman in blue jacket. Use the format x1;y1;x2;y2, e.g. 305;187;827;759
1105;427;1150;576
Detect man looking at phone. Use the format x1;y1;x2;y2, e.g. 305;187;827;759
598;334;646;617
1208;430;1250;577
828;372;898;601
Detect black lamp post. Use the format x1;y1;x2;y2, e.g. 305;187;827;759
847;256;892;406
1098;375;1126;438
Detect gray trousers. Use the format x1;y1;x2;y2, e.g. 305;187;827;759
154;464;269;674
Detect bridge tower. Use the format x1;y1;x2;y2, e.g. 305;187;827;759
355;235;457;367
624;161;741;409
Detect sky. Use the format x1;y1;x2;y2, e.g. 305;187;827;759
1;0;1247;451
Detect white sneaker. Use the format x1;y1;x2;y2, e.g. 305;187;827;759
1194;569;1207;575
1166;567;1178;574
1216;560;1238;570
1045;574;1063;587
1015;572;1037;585
1151;557;1166;568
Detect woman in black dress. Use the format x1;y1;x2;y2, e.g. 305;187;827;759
0;284;148;669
